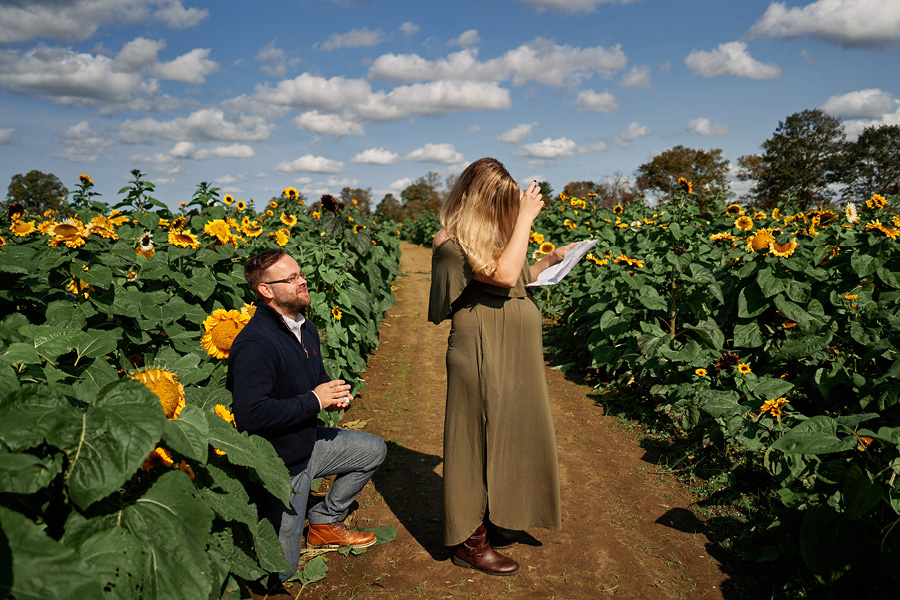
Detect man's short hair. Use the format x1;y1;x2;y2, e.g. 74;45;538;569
244;249;287;298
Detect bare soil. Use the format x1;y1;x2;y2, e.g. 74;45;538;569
261;241;757;600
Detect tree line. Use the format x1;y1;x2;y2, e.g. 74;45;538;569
7;108;899;220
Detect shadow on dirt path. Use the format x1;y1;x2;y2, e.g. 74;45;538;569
263;241;764;600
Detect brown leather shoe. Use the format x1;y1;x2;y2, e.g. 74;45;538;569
306;522;376;549
451;524;519;576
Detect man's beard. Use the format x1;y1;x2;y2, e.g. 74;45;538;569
273;288;311;315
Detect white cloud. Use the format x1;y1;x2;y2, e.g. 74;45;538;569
293;111;365;136
578;142;607;154
405;143;464;163
114;37;217;83
518;137;576;159
57;121;113;162
468;124;483;133
0;0;207;45
620;65;651;88
254;73;373;111
610;121;649;147
399;22;420;35
358;80;511;121
351;148;400;164
748;0;900;48
841;106;900;139
450;29;481;48
368;39;627;87
130;141;254;163
274;154;344;173
255;41;298;77
389;177;415;190
0;128;14;144
119;108;273;143
575;90;619;112
319;27;384;52
497;122;538;143
686;117;730;136
820;88;898;119
685;41;782;79
193;144;255;159
517;0;635;14
215;175;240;185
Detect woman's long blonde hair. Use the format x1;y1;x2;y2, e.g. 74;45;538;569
439;158;520;275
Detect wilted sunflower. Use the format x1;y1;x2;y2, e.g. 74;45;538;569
612;205;623;215
274;228;290;246
48;219;88;248
10;219;36;237
332;307;342;320
131;368;185;419
201;309;251;359
223;194;234;205
540;241;555;254
783;320;797;329
136;233;155;258
746;229;775;253
716;352;740;373
280;213;298;227
321;194;339;212
169;229;200;248
769;239;798;257
734;216;753;231
7;201;25;219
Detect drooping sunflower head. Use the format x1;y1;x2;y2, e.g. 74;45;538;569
321;194;339;213
769;238;798;257
7;201;25;220
79;174;94;186
678;177;692;194
734;216;754;231
168;229;200;249
131;368;185;419
280;213;298;227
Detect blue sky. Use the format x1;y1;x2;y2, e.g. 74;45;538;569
1;0;898;210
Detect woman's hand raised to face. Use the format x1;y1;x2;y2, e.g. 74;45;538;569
518;180;544;223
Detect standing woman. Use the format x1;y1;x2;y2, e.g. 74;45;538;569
428;157;573;575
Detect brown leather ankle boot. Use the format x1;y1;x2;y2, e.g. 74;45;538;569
451;524;519;575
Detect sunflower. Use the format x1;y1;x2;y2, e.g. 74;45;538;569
268;201;278;210
710;232;737;243
214;404;237;427
223;194;234;205
738;363;751;374
539;242;555;255
531;232;545;245
169;229;200;249
321;194;339;212
769;239;798;257
353;224;365;234
746;229;775;253
241;219;264;238
283;187;298;199
280;213;298;227
760;397;788;417
612;205;623;215
563;218;576;230
734;216;753;231
678;177;692;194
136;232;155;258
844;203;859;224
695;368;707;377
79;174;93;186
844;294;858;300
201;309;251;359
783;320;797;329
312;210;321;219
131;368;185;419
142;447;175;471
7;201;25;219
241;302;256;319
236;200;247;211
10;219;36;237
48;218;88;248
86;215;118;240
274;228;290;246
204;219;235;244
66;276;93;299
865;219;900;239
586;253;607;265
866;194;886;210
168;216;187;232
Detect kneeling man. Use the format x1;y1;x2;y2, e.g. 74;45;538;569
227;248;387;580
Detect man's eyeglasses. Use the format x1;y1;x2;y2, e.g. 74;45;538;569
263;272;306;285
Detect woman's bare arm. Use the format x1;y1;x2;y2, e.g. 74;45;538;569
529;241;579;281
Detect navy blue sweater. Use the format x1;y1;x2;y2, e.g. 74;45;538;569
226;302;331;476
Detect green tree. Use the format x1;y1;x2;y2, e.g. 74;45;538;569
537;180;554;201
7;170;69;215
634;145;730;203
374;193;404;222
400;172;442;219
840;124;900;202
563;181;602;199
737;109;846;210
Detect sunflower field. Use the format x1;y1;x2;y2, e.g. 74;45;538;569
526;187;900;593
0;173;400;599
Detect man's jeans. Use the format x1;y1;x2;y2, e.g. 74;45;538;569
260;427;387;581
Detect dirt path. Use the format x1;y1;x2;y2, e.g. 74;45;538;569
272;241;739;600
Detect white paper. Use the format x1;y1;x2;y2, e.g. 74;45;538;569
526;239;598;286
